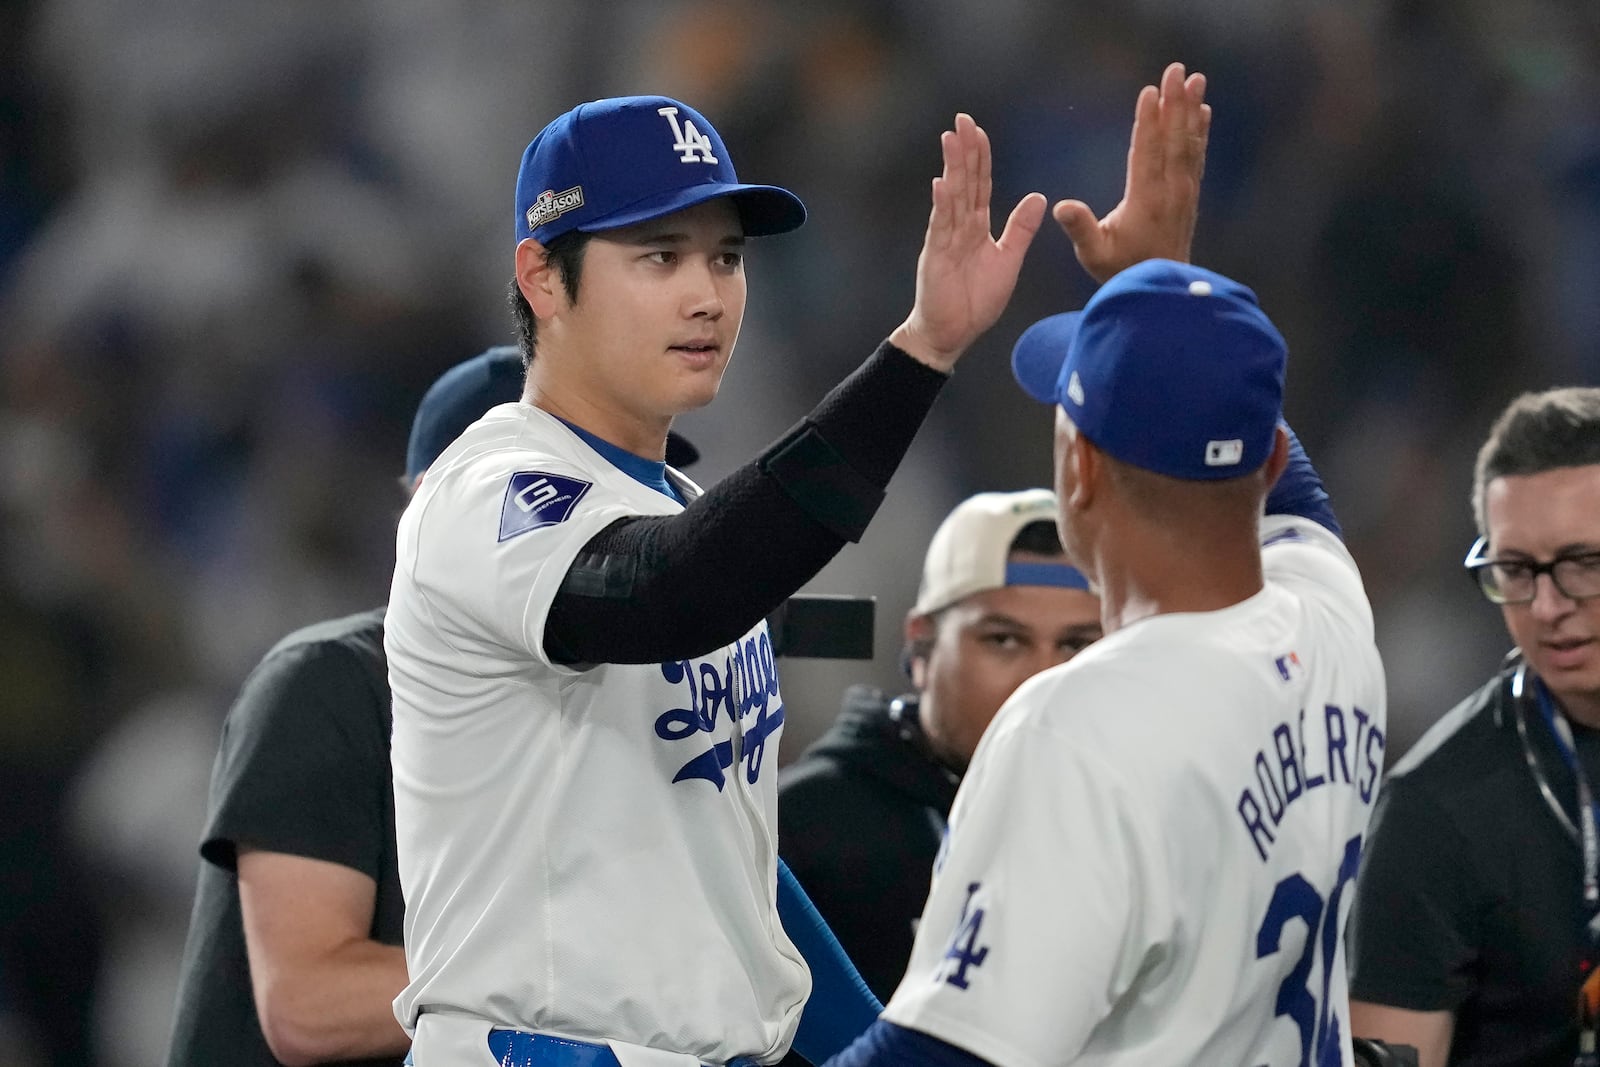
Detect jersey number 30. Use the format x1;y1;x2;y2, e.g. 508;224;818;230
1254;834;1363;1067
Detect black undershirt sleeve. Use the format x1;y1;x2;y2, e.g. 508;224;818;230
543;340;947;665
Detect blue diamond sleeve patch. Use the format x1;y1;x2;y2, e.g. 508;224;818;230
498;471;593;541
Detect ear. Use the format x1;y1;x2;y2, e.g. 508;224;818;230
515;238;564;320
1071;433;1100;510
1262;424;1291;491
903;613;936;688
1054;410;1098;512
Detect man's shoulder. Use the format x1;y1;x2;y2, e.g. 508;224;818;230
422;406;605;494
1387;673;1508;788
256;607;388;677
223;610;391;742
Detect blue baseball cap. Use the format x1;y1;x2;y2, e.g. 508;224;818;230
406;346;526;483
1011;259;1287;480
515;95;806;246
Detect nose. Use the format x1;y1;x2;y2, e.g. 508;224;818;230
1528;571;1577;623
682;259;724;321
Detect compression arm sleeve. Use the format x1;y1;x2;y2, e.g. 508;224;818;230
543;341;947;665
822;1020;995;1067
778;858;883;1065
1265;424;1342;539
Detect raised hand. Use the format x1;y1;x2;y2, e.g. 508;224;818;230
1055;62;1210;284
890;114;1047;373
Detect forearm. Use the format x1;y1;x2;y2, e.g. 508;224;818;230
255;939;409;1066
777;858;882;1064
1349;1002;1452;1067
545;342;948;664
1265;424;1341;538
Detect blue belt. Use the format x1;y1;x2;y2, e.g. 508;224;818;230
485;1031;761;1067
488;1032;621;1067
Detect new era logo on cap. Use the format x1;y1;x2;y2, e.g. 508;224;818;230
1067;371;1085;405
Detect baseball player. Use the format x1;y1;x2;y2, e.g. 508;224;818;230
385;65;1207;1067
383;93;1045;1067
825;259;1388;1066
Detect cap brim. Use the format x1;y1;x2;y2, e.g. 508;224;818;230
581;182;806;238
1010;312;1082;405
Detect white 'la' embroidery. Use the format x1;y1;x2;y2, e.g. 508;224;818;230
658;107;718;164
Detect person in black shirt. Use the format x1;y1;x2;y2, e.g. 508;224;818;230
165;347;527;1067
778;489;1101;1002
1349;387;1600;1067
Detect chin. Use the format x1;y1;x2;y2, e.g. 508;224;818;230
676;371;728;413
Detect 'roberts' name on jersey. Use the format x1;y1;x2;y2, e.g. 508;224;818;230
1237;702;1385;862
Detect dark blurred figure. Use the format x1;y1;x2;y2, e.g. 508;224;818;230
0;586;111;1067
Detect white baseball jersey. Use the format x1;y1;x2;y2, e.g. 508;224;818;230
385;403;809;1065
882;514;1387;1067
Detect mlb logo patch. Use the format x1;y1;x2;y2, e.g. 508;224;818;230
499;471;592;541
1205;438;1244;466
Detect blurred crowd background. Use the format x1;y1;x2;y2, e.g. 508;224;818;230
1;0;1596;1063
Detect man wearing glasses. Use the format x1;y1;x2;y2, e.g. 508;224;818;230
1349;387;1600;1067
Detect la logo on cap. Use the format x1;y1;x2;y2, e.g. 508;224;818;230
1205;439;1244;466
658;107;718;164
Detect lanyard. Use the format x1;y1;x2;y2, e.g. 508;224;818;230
1530;673;1600;1067
1535;679;1600;913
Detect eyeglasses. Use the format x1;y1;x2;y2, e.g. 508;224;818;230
1464;537;1600;605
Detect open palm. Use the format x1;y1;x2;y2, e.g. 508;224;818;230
890;115;1046;373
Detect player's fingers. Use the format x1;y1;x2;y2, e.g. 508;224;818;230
1157;63;1190;180
957;114;981;217
1160;62;1187;105
1126;85;1161;195
1052;199;1101;252
940;119;965;222
935;127;960;234
974;121;994;221
995;192;1046;259
1172;71;1207;183
926;175;950;250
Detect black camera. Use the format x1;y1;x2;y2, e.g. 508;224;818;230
1353;1037;1420;1067
766;595;875;660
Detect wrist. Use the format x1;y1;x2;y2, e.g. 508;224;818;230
888;320;961;374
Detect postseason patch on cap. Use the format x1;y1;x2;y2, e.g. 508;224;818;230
499;471;592;541
526;186;585;232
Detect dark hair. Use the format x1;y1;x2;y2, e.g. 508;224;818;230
1473;387;1600;534
1008;518;1064;556
509;230;593;367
